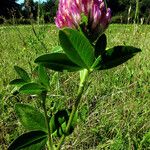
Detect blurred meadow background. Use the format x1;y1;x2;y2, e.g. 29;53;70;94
0;0;150;149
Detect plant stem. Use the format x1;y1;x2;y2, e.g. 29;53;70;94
41;91;54;150
134;0;139;24
56;69;89;150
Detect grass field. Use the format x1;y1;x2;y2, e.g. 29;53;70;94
0;24;150;149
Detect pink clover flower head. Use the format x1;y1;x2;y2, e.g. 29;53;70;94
55;0;111;39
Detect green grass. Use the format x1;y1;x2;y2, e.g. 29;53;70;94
0;24;150;149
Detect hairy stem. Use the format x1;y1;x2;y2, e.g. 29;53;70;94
41;91;54;150
56;69;89;150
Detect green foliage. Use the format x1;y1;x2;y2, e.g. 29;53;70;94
9;66;31;88
59;28;95;69
35;53;82;72
3;26;142;149
38;64;50;88
52;46;63;53
140;131;150;148
96;46;141;70
14;66;31;82
19;83;46;95
54;109;69;135
0;24;149;149
8;130;47;150
10;79;27;85
15;103;47;132
51;109;69;137
50;109;78;137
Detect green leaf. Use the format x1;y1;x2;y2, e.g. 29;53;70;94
35;53;82;72
59;28;95;69
54;109;69;136
50;114;65;137
51;122;67;138
52;46;63;53
95;34;107;57
70;111;78;129
91;56;101;69
15;103;47;132
10;79;27;85
8;130;47;150
19;83;46;95
14;66;31;82
140;130;150;146
50;109;78;137
38;64;50;88
97;46;141;70
50;115;56;134
50;109;69;137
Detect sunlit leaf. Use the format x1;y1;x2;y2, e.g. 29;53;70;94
19;83;46;95
59;28;95;69
35;53;82;72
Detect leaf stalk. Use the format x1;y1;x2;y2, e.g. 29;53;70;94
41;91;54;150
